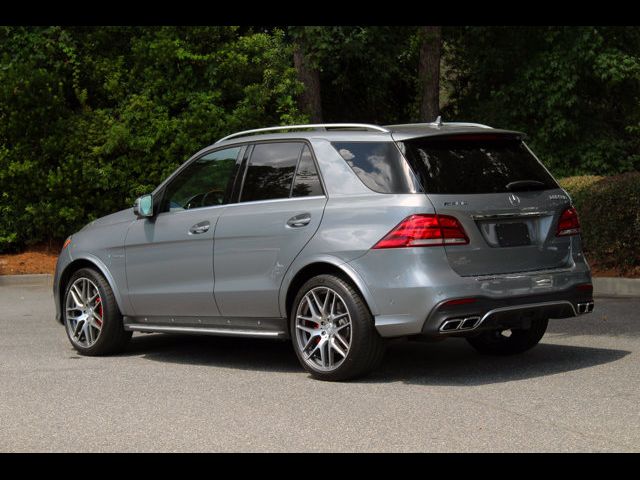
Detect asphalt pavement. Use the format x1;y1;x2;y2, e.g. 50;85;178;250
1;283;638;452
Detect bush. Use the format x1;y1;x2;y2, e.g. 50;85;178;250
560;173;640;272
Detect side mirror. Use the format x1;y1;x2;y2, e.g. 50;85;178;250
133;194;154;218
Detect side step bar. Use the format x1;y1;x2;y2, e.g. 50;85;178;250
125;324;287;339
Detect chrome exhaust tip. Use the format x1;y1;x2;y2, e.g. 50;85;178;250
440;316;481;333
577;301;594;314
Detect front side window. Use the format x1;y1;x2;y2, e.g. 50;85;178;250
240;142;303;202
161;147;241;213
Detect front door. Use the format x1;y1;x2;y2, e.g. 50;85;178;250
124;146;242;318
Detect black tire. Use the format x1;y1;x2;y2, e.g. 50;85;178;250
63;268;132;356
466;318;549;355
290;274;386;381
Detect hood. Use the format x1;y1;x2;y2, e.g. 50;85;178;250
81;208;135;231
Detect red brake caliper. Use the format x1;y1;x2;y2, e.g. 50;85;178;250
306;318;321;346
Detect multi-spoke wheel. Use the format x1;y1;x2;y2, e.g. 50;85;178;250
65;277;104;348
466;318;549;355
295;286;352;372
63;268;131;355
290;274;386;381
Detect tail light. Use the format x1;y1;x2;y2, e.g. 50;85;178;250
556;207;580;236
576;283;593;295
372;214;469;249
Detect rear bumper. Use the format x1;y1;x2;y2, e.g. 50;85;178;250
421;288;593;336
347;246;592;338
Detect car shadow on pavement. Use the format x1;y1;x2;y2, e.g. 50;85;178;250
362;338;630;386
124;333;302;373
123;333;630;385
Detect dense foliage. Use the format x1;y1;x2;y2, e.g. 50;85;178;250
560;173;640;272
0;26;304;250
443;26;640;177
1;26;639;252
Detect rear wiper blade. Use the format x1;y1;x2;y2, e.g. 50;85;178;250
505;180;546;191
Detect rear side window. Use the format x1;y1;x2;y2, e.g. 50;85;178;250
400;136;559;194
240;142;303;202
292;145;323;197
332;141;421;194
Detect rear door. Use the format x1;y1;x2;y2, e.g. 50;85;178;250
399;134;573;276
213;142;327;317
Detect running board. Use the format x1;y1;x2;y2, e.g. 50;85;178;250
125;324;287;338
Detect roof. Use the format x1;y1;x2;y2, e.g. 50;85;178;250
211;122;526;149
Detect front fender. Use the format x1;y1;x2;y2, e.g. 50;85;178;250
55;253;130;323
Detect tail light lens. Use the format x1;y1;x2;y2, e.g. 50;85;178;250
556;207;580;236
576;283;593;295
373;214;469;249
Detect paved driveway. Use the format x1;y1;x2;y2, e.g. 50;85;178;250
1;283;638;452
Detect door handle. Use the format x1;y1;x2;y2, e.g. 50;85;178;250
286;213;311;228
189;221;210;235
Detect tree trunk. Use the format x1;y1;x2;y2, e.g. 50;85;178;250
418;26;442;122
293;44;323;123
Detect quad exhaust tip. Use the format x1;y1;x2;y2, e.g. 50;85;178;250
577;301;594;314
440;316;481;333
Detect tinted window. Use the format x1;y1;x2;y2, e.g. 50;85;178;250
332;142;421;194
162;147;241;212
400;136;558;194
292;145;323;197
240;142;302;202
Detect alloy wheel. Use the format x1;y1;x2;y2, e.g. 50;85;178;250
295;286;352;372
65;277;104;348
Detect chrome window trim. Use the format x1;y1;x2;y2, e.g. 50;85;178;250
222;195;327;209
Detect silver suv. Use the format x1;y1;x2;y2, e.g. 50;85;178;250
53;121;594;381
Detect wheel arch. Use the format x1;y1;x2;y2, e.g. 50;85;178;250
57;255;126;324
281;257;378;322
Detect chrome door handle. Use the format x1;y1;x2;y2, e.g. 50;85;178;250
287;213;311;228
189;221;210;235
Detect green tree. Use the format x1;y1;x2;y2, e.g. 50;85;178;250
443;26;640;176
0;26;305;251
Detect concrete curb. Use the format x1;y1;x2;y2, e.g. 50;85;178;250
593;277;640;298
1;274;639;297
0;273;53;286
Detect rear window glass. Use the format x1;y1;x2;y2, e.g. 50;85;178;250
399;136;558;194
240;142;303;202
332;141;421;194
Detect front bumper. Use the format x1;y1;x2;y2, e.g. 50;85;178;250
53;245;72;323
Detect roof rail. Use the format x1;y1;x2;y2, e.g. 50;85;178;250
385;121;493;130
215;123;390;144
